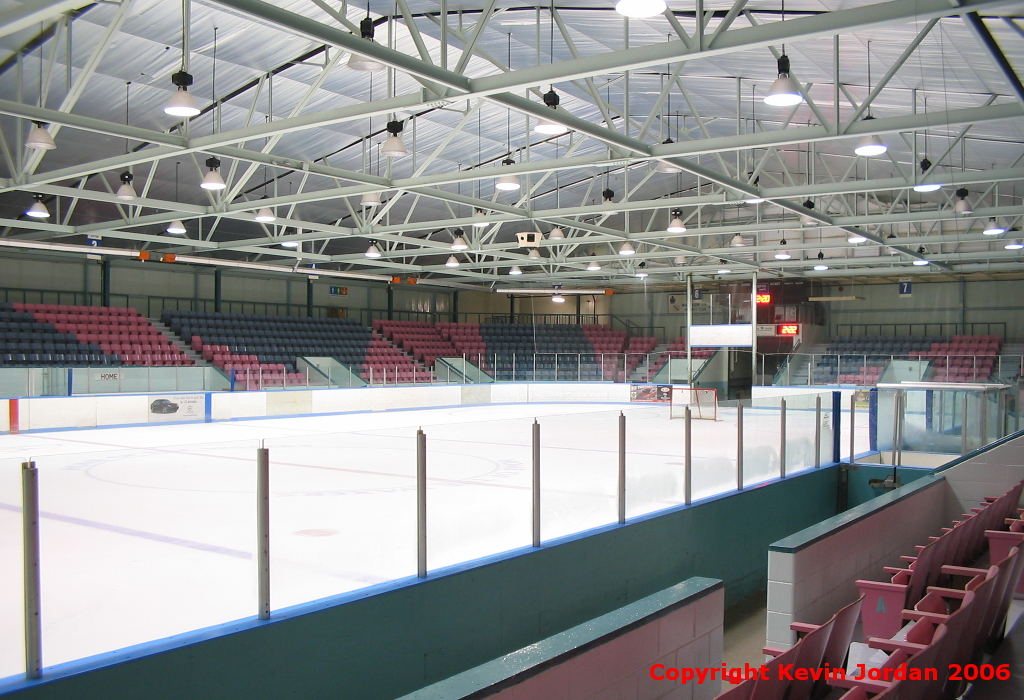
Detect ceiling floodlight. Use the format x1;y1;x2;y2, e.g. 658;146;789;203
364;243;382;258
674;256;688;265
200;157;226;190
528;249;542;260
360;191;382;207
614;0;667;19
954;188;973;215
348;18;386;71
912;158;941;192
854;120;887;157
534;89;569;135
983;218;1006;235
813;264;829;271
164;71;201;117
445;255;460;267
587;261;602;271
1004;240;1023;250
551;293;566;303
745;197;766;204
451;232;469;250
847;234;867;244
508;265;523;275
548;226;565;239
115;172;137;200
381;120;409;157
25;194;49;218
25;122;56;150
618;242;635;255
775;251;792;260
655;139;682;173
281;241;299;249
912;259;930;266
718;268;732;274
495;159;520;191
764;55;803;107
254;198;276;222
667;210;686;233
730;234;746;247
166;220;186;234
473;209;489;227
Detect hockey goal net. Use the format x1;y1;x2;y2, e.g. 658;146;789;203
669;387;718;420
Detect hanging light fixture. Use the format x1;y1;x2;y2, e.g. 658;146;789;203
954;188;973;215
718;268;732;274
847;233;867;243
25;122;56;150
365;242;382;258
667;210;686;233
528;249;543;260
587;261;602;271
774;251;792;260
730;234;747;247
381;120;409;157
674;256;687;265
602;187;615;205
912;259;930;266
618;242;635;255
983;218;1006;235
913;158;941;192
764;54;803;107
445;256;460;267
636;271;648;279
451;230;469;250
615;0;667;18
281;240;299;249
473;209;489;227
746;197;766;204
535;89;569;135
655;145;682;174
548;226;565;240
801;199;817;226
116;171;137;200
254;197;276;222
1004;240;1023;250
200;157;226;190
360;191;382;208
349;17;386;71
164;70;201;117
495;159;520;191
551;293;566;303
813;263;829;271
166;220;187;234
508;265;523;275
854;119;887;157
25;194;49;218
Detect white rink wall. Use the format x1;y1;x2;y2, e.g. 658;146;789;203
5;383;634;433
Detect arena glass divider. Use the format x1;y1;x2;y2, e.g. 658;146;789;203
29;439;259;668
684;398;741;502
258;431;419;605
0;456;26;680
772;392;833;476
606;404;689;519
738;396;783;486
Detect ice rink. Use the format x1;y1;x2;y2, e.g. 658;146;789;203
0;397;869;677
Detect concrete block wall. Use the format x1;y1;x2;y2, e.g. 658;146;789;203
941;433;1024;519
397;579;725;700
765;478;947;650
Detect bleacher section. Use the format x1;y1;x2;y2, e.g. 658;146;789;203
811;335;1002;386
163;310;433;387
644;337;716;380
1;302;191;367
374;320;456;368
722;480;1024;700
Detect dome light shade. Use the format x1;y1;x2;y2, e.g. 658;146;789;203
913;157;940;192
614;0;667;18
473;209;489;227
166;220;186;234
255;207;276;223
983;218;1005;235
548;226;565;239
913;183;942;193
764;55;803;107
775;251;792;260
954;188;973;215
528;249;542;260
535;93;569;135
25;123;56;150
587;261;601;271
451;235;469;250
508;265;523;275
495;158;520;191
1004;240;1023;250
912;259;930;266
813;264;829;271
801;214;817;226
348;53;385;71
26;194;49;218
164;72;201;117
717;268;731;274
115;172;136;200
730;234;746;247
745;197;766;204
618;242;635;255
655;144;682;173
381;120;408;157
445;256;460;267
854;132;887;157
848;234;867;243
667;210;686;233
674;256;687;265
551;293;566;303
281;241;299;248
360;191;382;207
636;271;648;278
200;157;226;190
364;243;382;258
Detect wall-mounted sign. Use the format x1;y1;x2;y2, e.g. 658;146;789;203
329;286;348;296
756;324;776;336
690;324;753;347
777;324;800;336
898;281;912;296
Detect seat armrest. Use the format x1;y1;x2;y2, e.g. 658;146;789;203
941;564;987;577
790;622;818;634
902;610;948;623
926;586;967;599
868;638;928;653
763;646;787;657
884;566;909;575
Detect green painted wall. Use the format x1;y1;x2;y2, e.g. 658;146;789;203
2;467;839;700
845;465;935;509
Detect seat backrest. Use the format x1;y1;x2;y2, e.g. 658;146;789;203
823;596;864;671
712;678;754;700
789;616;835;699
897;624;948;700
754;644;802;700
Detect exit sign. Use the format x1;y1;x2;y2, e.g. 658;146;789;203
329;286;348;296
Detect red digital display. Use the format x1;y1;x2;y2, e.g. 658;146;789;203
777;324;800;336
756;294;772;304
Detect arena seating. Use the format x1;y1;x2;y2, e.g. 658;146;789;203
811;335;1002;385
374;320;457;368
643;337;716;380
163;310;432;387
1;302;190;367
722;480;1024;700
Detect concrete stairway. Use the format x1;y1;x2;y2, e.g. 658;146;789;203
150;319;209;366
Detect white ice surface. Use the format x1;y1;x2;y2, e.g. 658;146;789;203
0;400;869;677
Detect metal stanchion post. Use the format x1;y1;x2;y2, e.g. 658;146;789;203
780;398;787;477
532;419;541;546
22;461;41;679
736;402;744;490
684;407;692;505
981;390;989;447
814;395;822;468
256;446;270;620
961;395;969;455
417;429;427;577
618;412;626;523
849;393;856;462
